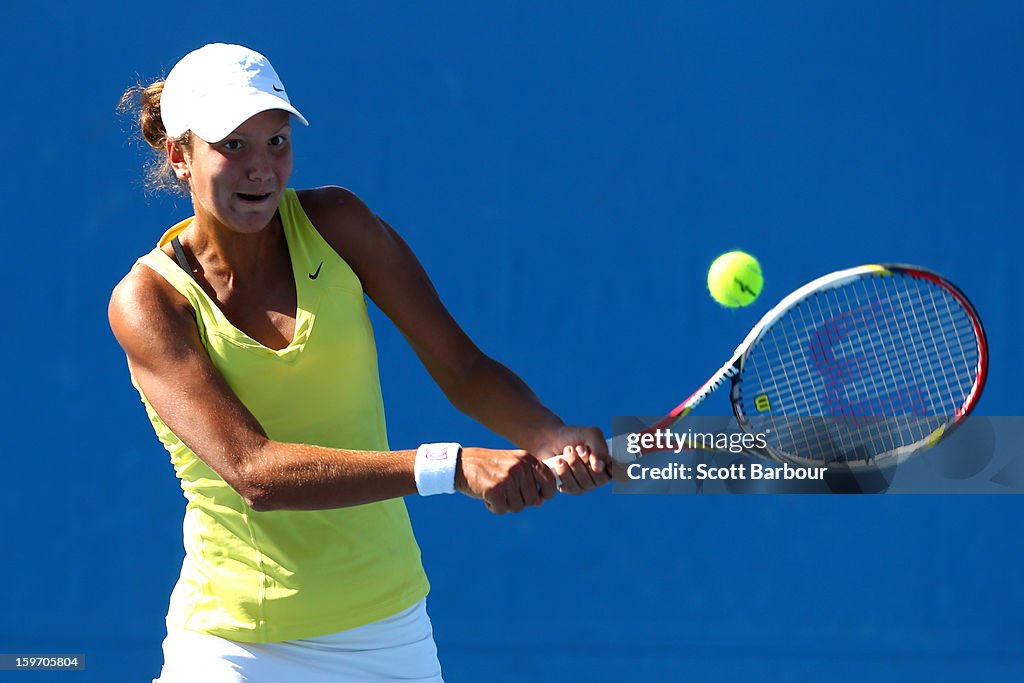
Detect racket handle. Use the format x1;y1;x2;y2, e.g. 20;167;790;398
543;436;630;489
542;457;563;488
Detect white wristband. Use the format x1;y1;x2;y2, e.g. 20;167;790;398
414;443;460;496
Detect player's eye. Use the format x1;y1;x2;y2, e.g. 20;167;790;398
221;139;244;151
269;135;288;147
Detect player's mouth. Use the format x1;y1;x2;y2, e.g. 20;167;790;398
236;192;273;203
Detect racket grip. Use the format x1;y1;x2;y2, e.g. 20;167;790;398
542;457;563;488
542;436;629;489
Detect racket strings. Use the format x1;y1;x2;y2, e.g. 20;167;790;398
738;272;981;463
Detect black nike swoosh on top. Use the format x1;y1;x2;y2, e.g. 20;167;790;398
272;85;284;92
309;262;323;280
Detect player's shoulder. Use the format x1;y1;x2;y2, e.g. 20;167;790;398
296;185;376;226
108;260;193;342
294;186;392;257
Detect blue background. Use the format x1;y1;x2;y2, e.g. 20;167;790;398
2;1;1021;681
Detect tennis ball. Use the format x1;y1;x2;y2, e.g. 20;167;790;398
707;251;763;308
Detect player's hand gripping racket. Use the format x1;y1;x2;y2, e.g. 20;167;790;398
597;263;988;471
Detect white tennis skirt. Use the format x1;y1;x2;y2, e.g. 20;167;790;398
153;599;443;682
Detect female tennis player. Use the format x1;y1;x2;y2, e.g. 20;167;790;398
110;43;611;682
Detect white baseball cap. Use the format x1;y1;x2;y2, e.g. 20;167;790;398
161;43;309;143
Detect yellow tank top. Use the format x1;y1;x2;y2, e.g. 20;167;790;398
131;189;429;642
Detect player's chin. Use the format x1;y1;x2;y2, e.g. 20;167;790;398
228;193;283;228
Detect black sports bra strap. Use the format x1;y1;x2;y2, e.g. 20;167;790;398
171;236;195;280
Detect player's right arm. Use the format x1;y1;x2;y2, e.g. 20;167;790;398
107;265;556;514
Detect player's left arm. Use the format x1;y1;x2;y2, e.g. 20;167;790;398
299;186;610;493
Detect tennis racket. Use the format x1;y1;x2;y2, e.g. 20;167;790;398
603;263;988;470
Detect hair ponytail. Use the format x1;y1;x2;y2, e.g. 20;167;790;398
118;79;192;195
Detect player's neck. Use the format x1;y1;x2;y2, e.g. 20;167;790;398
184;210;285;284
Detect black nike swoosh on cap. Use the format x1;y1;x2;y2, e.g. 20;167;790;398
272;85;284;92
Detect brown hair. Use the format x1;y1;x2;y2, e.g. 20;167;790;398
118;80;193;195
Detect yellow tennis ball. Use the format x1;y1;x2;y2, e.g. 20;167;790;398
707;251;763;308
